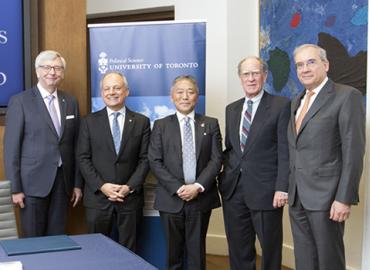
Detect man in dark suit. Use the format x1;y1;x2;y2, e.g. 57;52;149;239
148;75;222;270
4;50;82;237
78;71;150;252
219;56;290;270
288;44;365;270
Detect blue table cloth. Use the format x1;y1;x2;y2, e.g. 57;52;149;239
0;233;157;270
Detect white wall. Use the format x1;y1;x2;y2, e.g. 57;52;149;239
87;1;368;269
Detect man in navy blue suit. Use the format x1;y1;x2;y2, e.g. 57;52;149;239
78;71;150;252
219;56;290;270
4;50;82;237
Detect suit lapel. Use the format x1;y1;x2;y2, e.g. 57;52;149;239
230;99;244;156
119;108;135;157
243;92;270;155
297;80;333;135
194;114;206;161
291;91;305;138
98;108;116;155
32;87;59;138
58;92;66;138
170;114;183;162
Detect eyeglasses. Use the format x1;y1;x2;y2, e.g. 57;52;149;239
240;71;262;78
295;59;318;70
38;65;64;73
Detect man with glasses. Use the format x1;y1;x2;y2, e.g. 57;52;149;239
4;50;82;237
77;71;150;252
219;56;290;270
288;44;365;270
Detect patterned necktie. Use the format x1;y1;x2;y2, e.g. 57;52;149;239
295;90;315;133
182;117;196;184
46;94;61;137
240;100;253;152
112;112;121;154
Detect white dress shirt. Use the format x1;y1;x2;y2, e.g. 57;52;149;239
38;82;61;125
176;111;196;147
295;77;328;120
106;106;126;140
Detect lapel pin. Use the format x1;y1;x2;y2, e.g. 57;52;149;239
201;123;205;127
129;119;133;123
203;132;207;136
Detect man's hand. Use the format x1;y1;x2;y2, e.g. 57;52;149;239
273;191;288;208
100;183;124;202
71;187;83;207
177;184;200;201
330;200;351;222
118;185;131;198
12;192;25;208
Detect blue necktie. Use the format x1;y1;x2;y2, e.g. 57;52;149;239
182;117;196;184
46;94;61;137
240;100;253;152
112;112;121;154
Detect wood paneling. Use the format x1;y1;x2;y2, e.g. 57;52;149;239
87;10;174;24
37;0;88;234
38;0;88;116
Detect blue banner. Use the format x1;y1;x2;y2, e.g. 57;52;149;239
88;21;206;270
0;0;24;107
88;21;206;118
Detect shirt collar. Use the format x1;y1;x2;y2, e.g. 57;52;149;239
308;77;328;95
244;89;264;104
176;110;195;122
38;82;58;99
106;106;126;117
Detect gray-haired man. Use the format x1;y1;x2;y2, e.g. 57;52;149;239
4;50;82;237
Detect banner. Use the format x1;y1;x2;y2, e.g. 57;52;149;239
0;0;24;107
89;21;206;116
88;21;206;269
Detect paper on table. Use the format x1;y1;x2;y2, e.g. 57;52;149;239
0;261;22;270
0;235;81;256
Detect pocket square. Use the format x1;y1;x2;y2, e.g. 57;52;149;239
66;115;75;120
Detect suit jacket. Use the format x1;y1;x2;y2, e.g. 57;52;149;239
4;86;81;197
219;92;290;210
148;113;222;213
78;107;150;211
287;79;365;210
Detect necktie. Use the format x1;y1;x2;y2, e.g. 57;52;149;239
295;90;315;133
46;94;61;137
240;100;253;152
112;112;121;154
182;117;196;184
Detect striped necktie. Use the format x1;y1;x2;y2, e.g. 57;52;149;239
240;100;253;152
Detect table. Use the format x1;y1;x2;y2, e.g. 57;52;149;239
0;234;157;270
